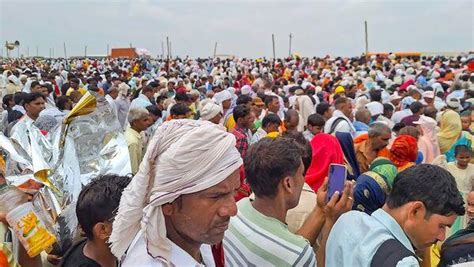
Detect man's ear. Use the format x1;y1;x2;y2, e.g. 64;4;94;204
281;176;294;195
162;203;174;216
407;201;426;221
93;222;112;241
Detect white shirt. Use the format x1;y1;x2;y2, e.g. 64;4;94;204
250;127;267;144
121;231;216;267
324;110;356;137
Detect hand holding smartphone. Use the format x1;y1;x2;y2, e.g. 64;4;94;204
326;164;347;203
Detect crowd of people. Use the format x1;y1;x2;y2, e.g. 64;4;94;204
1;53;474;266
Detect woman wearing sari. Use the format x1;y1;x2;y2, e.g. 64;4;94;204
437;109;474;162
389;135;418;171
353;157;398;215
305;133;344;191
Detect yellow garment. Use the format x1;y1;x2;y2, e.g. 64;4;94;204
266;132;280;138
66;87;87;96
437;110;462;153
125;127;143;175
224;114;236;131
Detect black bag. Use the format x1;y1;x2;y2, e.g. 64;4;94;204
370;238;419;267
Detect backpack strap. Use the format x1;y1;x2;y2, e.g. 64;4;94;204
328;117;346;134
370;239;419;267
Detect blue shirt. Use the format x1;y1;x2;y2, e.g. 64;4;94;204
326;209;420;267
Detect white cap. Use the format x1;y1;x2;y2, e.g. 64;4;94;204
365;102;384;116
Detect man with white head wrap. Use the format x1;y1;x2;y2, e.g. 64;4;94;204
200;102;223;124
213;90;235;129
110;119;243;266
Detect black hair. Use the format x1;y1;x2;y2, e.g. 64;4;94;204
170;103;191;116
454;144;471;156
13;92;26;105
264;95;278;107
316;102;331;116
369;90;382;102
386;164;465;217
156;95;167;105
2;94;14;110
174;93;189;102
30;81;41;89
23;92;45;107
56;96;71;111
141;86;154;94
233;104;251;122
148;81;159;88
7;110;23;124
281;132;312;174
76;174;132;239
262;113;281;128
409;101;424;114
236;95;252;106
383;103;394;113
245;138;302;197
307;113;325;127
146;105;162;118
70;78;80;84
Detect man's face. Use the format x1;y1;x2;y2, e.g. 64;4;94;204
163;169;240;245
71;81;79;89
404;202;457;250
251;104;263;116
287;162;305;209
269;98;280;113
265;122;280;134
209;113;223;124
65;99;74;111
133;116;152;132
466;192;474;221
424;97;434;105
308;125;323;135
341;101;353;120
372;131;391;150
31;84;42;94
222;99;231;110
461;116;471;131
25;97;46;119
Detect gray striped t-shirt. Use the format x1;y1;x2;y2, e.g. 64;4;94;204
223;198;316;266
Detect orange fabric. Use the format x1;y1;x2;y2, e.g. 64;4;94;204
389;135;418;170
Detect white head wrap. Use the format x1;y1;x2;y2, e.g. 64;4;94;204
110;119;242;262
212;90;232;104
200;102;222;121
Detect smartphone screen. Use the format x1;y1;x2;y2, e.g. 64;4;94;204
326;164;347;202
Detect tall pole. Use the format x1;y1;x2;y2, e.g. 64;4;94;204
213;42;218;58
169;42;172;58
129;43;132;48
84;45;87;58
364;21;369;58
161;41;165;59
63;42;67;59
272;34;276;59
289;33;292;57
36;46;38;57
166;36;170;60
52;47;54;58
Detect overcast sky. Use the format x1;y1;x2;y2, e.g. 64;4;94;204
1;0;473;58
